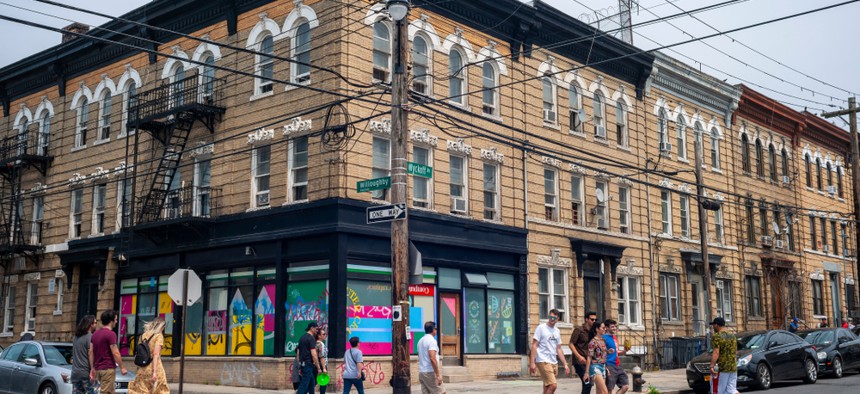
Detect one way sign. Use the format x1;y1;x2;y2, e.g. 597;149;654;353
367;203;407;224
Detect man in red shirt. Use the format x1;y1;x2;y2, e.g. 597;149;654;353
91;310;127;394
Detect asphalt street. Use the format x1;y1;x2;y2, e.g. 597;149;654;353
754;370;860;394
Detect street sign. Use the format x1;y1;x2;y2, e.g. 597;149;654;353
357;176;391;193
407;162;433;178
168;269;202;306
367;203;407;224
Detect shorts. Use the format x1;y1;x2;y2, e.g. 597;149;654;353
536;362;559;386
419;371;446;394
72;379;101;394
589;363;606;378
605;363;628;388
96;369;116;394
717;372;737;394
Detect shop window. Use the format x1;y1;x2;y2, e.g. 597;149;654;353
347;280;395;355
285;279;329;356
464;287;487;353
438;268;461;289
118;275;173;356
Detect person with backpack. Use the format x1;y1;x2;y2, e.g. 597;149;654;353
342;336;365;394
128;317;168;394
92;310;127;394
71;315;98;394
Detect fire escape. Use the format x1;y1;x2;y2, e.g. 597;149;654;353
0;128;52;266
126;75;225;229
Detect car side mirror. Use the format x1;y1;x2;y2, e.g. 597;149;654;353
23;357;40;367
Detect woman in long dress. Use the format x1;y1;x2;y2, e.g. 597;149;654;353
128;317;169;394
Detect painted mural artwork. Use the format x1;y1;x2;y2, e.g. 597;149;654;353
346;280;424;355
284;280;328;355
230;288;253;355
119;293;136;356
464;288;486;353
118;277;173;356
184;301;204;355
487;290;515;353
254;284;276;355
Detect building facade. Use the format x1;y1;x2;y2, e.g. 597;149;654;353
0;0;856;388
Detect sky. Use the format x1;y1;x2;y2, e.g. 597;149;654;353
0;0;858;121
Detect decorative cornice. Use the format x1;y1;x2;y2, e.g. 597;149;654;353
90;167;110;182
677;183;693;194
569;163;588;175
447;138;472;155
283;116;313;136
369;118;391;136
537;248;571;268
810;269;825;281
592;169;611;179
542;155;562;168
68;173;87;187
714;265;732;280
658;258;682;274
615;177;633;186
29;182;47;195
410;128;438;146
616;259;643;276
113;161;133;177
190;141;214;157
480;147;505;163
247;127;275;144
659;178;674;189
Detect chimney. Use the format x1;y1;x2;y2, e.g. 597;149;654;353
62;22;90;44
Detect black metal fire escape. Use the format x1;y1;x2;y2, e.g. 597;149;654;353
126;75;225;226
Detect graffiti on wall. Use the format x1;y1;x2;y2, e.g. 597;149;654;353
254;284;276;355
284;280;328;355
220;362;261;386
230;289;252;355
336;360;386;387
346;281;425;355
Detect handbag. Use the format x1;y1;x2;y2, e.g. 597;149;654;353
347;349;366;381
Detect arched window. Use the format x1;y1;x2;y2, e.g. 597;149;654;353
837;167;844;197
201;54;216;101
292;21;311;83
122;82;137;136
372;22;391;82
741;134;750;173
256;34;275;94
569;84;581;132
676;116;686;159
481;62;497;116
76;98;90;148
411;35;430;94
97;90;112;141
16;116;29;156
38;112;50;156
781;149;789;182
615;100;627;146
693;122;703;154
755;139;764;176
768;145;777;181
826;162;833;188
171;64;186;108
449;49;465;104
592;91;605;137
541;74;556;123
816;158;823;190
710;128;720;169
658;109;669;151
805;154;812;187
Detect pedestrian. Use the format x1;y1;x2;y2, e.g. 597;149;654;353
819;317;828;328
71;315;98;394
296;322;321;394
529;309;570;394
128;317;168;394
788;317;799;333
709;318;738;394
418;321;445;394
584;321;609;394
92;310;127;394
315;328;330;394
569;311;597;394
342;336;365;394
603;320;628;394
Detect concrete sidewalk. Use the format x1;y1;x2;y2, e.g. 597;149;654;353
168;368;692;394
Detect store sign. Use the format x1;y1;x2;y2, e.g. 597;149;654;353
409;284;434;296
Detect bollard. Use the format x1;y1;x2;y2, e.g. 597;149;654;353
631;366;645;392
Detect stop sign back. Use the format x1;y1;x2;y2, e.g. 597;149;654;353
168;269;202;306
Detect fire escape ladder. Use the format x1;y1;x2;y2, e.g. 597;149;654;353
137;114;195;224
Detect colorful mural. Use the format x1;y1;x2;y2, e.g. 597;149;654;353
254;284;276;355
207;287;228;355
284;280;328;355
229;288;253;355
345;280;426;355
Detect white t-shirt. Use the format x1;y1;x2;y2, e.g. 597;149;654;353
418;334;440;373
533;323;561;364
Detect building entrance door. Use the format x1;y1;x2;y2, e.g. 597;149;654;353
690;279;705;336
830;273;842;326
439;292;461;365
77;276;99;323
584;277;603;318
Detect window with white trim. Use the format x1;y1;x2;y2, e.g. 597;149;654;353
593;91;605;138
770;145;778;182
256;34;275;94
412;35;431;94
449;154;467;213
194;159;211;217
54;279;64;314
711;128;720;170
659;273;680;321
569;84;582;132
781;148;790;183
75;98;89;148
38;112;50;155
595;180;608;230
372;22;391;82
482;162;498;220
618;186;630;234
742;134;751;174
170;64;186;108
679;194;690;238
412;146;432;208
70;188;83;238
97;90;112;141
660;190;672;235
676;115;687;160
292;21;311;84
200;54;216;100
449;48;466;105
544;168;558;221
538;267;569;322
811;279;825;315
24;282;37;332
615;100;627;146
571;175;584;225
837;167;844;197
289;136;309;202
715;279;733;322
372;137;391;200
756;139;765;177
16;118;29;157
746;276;763;317
92;184;106;235
658;109;668;151
252;145;271;208
116;178;132;230
2;285;14;334
31;196;43;245
542;74;557;124
121;82;137;137
713;207;724;243
482;63;498;116
617;276;641;326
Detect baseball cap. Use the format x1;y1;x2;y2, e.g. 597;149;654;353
710;317;726;327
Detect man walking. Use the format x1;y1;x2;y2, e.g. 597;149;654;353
530;309;570;394
91;310;127;394
418;321;445;394
709;318;737;394
570;311;597;394
603;319;629;394
296;322;321;394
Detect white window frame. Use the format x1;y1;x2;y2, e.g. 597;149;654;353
288;136;309;203
710;128;720;170
251;144;271;209
70;188;84;239
715;279;733;322
92;184;106;235
449;154;468;214
571;175;584;225
97;91;112;141
120;82;137;137
659;273;681;321
53;278;64;315
746;276;763;317
482;162;499;220
538;266;569;323
38;111;50;155
449;48;467;105
2;285;14;335
24;282;37;333
569;84;582;133
412;145;433;209
372;22;392;83
542;74;557;124
676;116;687;160
290;20;312;84
615;100;628;147
116;178;132;230
372;136;391;201
481;62;498;116
169;64;186;109
193;159;211;216
811;279;825;316
661;190;672;235
617;276;641;327
411;34;432;94
544;168;558;221
16;118;29;157
255;34;275;96
714;208;724;243
198;54;216;102
75;98;89;148
618;186;630;234
658;109;668;150
593;91;605;138
595;180;608;230
31;196;43;245
679;194;690;238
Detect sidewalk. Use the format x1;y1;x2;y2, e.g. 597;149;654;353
168;368;693;394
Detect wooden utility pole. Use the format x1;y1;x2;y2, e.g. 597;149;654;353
389;7;412;394
694;137;713;340
822;97;860;313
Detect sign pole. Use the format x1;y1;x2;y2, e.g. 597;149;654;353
178;269;188;394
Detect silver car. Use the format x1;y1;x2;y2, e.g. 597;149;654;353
0;341;135;394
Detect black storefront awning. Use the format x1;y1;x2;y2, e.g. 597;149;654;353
57;246;113;289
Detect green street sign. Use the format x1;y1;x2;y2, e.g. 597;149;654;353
357;176;391;193
407;162;433;178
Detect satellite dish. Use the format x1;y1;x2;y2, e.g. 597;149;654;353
772;222;781;235
595;188;605;204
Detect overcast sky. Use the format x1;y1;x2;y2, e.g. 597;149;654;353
1;0;857;121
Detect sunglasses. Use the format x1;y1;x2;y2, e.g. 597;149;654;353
588;318;597;322
548;315;559;321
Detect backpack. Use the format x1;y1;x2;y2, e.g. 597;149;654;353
134;335;153;367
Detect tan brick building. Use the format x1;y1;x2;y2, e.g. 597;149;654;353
0;0;856;388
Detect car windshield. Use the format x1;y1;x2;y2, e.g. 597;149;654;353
799;331;834;345
44;345;73;366
738;333;767;350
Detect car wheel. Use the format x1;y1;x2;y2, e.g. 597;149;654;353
803;358;818;383
832;356;843;378
757;363;772;390
39;382;57;394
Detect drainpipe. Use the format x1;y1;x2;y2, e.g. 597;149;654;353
645;168;660;367
522;144;529;231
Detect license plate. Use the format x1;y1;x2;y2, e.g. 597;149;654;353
115;382;121;389
704;375;710;382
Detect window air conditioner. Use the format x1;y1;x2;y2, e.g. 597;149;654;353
595;125;606;138
451;197;467;213
761;236;773;247
782;176;791;184
543;109;557;123
660;142;672;153
716;280;724;290
827;185;837;195
823;245;831;253
776;239;785;249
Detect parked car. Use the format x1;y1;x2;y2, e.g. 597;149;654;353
0;341;135;394
686;330;818;393
797;328;860;378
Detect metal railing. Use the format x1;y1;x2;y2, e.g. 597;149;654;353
0;134;49;161
129;75;226;125
658;336;706;370
0;220;43;249
135;186;221;225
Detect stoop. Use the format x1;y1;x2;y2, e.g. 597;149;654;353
441;366;474;383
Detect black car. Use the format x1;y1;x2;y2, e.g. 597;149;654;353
797;328;860;378
686;330;818;393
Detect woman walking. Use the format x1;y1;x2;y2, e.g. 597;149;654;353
128;317;169;394
342;336;364;394
315;328;329;394
71;315;98;394
583;321;609;394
